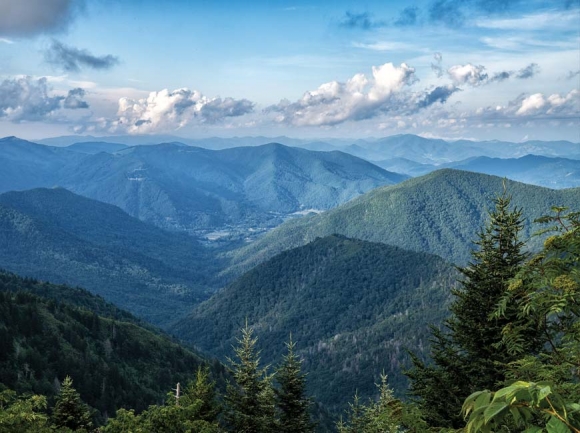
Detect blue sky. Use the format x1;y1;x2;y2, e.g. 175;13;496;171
0;0;578;141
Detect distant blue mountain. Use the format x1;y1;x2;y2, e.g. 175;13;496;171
66;141;128;154
1;137;406;232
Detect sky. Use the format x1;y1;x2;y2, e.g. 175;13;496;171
0;0;579;142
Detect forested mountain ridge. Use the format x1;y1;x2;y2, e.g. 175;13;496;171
172;235;460;412
0;270;224;424
0;137;406;234
0;187;222;326
225;169;580;279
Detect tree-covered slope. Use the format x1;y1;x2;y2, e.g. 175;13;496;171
225;170;580;278
0;188;222;326
0;271;224;422
172;235;459;413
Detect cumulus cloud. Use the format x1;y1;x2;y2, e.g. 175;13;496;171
99;88;254;133
339;12;386;30
515;90;579;116
0;76;89;122
0;0;84;37
45;40;119;72
268;62;418;126
448;64;488;86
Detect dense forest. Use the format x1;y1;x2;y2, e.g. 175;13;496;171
1;195;578;432
173;235;460;411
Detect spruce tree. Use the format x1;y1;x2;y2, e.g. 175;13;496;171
52;376;94;432
275;337;315;433
223;322;276;433
407;191;540;428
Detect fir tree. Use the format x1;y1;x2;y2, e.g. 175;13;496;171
223;322;276;433
407;191;540;428
52;376;94;432
275;336;315;433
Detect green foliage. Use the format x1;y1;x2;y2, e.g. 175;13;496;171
52;376;94;432
463;207;580;432
463;381;580;433
0;389;52;433
275;337;315;433
223;323;277;433
407;191;533;428
0;270;223;424
227;170;580;279
337;374;430;433
174;235;459;412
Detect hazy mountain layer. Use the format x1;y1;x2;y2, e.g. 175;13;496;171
1;137;405;233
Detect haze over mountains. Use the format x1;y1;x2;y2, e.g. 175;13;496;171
0;137;404;235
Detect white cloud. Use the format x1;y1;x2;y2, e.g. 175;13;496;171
448;64;488;86
94;88;254;134
268;62;418;126
0;38;13;44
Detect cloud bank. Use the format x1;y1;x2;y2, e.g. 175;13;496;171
98;88;254;133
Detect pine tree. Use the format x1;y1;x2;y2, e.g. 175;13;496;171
275;337;315;433
180;366;221;423
52;376;94;432
223;322;276;433
407;191;541;428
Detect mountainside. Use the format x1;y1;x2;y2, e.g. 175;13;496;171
172;235;459;412
225;170;580;278
0;136;83;194
58;142;406;232
0;270;223;422
0;188;221;326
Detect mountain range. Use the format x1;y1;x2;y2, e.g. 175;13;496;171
0;137;405;234
225;170;580;279
377;154;580;189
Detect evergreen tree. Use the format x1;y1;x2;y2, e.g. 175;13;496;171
52;376;94;432
275;337;315;433
407;191;540;428
180;366;221;424
223;322;276;433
